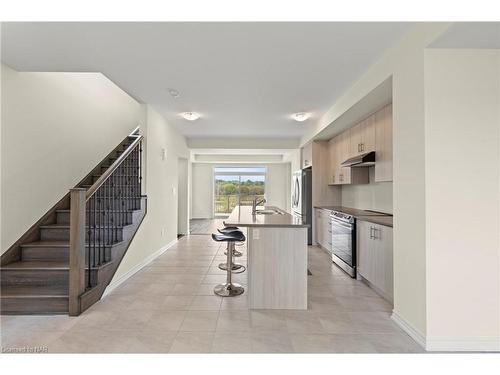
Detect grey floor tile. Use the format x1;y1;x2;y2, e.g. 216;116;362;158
179;310;219;331
2;235;423;354
169;332;214;353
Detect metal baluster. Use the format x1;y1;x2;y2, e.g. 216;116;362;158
92;194;97;284
135;146;138;203
131;149;134;211
111;170;118;242
120;164;123;228
86;199;91;289
111;171;115;243
127;152;130;212
139;140;142;198
105;179;108;252
100;188;104;266
132;148;136;209
137;145;140;201
127;152;131;212
121;161;127;230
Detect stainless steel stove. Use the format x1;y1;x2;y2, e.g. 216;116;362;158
330;210;356;277
329;208;390;278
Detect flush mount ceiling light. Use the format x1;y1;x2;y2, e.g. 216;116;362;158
180;111;201;121
291;112;311;122
168;88;180;98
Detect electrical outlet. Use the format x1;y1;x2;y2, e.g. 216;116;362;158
161;148;167;161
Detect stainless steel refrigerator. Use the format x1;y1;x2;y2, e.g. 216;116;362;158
292;167;312;245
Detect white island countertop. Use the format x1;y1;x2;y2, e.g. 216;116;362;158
224;205;309;228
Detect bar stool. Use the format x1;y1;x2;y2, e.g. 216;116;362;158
219;227;243;257
211;231;246;297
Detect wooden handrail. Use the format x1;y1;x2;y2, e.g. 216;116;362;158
86;134;143;200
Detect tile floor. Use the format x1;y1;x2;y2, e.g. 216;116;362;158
0;234;424;353
189;218;227;234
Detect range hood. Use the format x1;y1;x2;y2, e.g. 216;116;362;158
341;151;376;168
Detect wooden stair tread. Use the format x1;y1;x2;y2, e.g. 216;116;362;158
21;241;69;248
1;287;68;297
40;224;127;229
21;240;125;248
2;261;69;270
56;209;135;213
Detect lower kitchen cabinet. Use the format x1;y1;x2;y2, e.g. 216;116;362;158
315;208;332;253
357;220;393;302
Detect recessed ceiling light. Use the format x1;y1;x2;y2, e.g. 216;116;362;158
168;88;180;98
181;111;201;121
291;112;311;122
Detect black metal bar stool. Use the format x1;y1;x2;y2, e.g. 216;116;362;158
211;231;246;297
219;227;243;257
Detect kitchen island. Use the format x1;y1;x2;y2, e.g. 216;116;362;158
224;205;309;310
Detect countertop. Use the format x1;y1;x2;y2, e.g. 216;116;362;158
315;206;389;217
315;206;393;227
224;205;309;228
356;215;393;227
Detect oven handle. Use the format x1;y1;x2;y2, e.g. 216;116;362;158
330;219;354;231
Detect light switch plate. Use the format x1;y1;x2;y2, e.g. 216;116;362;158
253;229;260;240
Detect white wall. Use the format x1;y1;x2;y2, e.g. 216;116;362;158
112;105;189;281
301;23;452;340
177;157;189;235
191;163;291;219
191;163;215;218
424;49;500;351
0;64;143;252
341;169;393;214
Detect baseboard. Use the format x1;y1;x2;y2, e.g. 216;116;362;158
391;311;500;352
102;238;178;298
391;311;426;350
426;337;500;352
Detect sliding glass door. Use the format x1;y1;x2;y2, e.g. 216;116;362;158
214;167;266;217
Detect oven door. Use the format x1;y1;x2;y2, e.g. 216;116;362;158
330;218;355;276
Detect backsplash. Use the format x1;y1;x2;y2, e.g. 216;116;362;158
341;168;393;214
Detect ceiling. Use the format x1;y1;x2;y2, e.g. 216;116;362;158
429;22;500;49
1;22;411;140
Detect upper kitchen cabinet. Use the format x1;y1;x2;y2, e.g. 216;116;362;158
374;104;393;182
327;103;393;185
301;141;313;168
349;115;375;157
328;136;339;185
328;130;369;185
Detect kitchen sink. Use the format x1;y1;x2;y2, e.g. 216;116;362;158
255;209;283;215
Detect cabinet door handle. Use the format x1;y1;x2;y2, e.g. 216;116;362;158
370;226;374;239
357;143;360;152
361;143;364;152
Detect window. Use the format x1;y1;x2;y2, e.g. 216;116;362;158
213;166;266;217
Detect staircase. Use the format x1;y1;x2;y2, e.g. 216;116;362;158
1;129;147;315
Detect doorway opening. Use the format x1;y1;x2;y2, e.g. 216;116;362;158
213;166;266;217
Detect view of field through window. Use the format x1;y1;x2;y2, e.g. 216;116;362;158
214;167;266;216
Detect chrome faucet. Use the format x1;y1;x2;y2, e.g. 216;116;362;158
252;197;267;215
